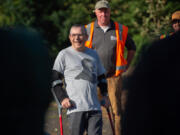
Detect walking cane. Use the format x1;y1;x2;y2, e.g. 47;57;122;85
106;108;115;135
51;89;63;135
101;100;115;135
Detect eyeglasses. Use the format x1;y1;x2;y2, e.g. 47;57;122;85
172;19;180;24
70;34;85;38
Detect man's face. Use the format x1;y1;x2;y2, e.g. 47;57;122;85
172;19;180;32
69;27;87;51
95;8;110;26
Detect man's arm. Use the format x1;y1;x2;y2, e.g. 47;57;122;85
126;50;136;70
125;34;136;70
51;70;70;107
97;74;108;96
97;74;110;108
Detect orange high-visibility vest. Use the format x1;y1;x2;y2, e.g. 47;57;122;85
160;34;166;39
160;32;174;39
85;22;128;76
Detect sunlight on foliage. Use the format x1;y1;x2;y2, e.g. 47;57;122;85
0;0;179;63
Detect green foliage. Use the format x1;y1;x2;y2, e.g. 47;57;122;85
0;0;34;26
0;0;180;62
109;0;180;65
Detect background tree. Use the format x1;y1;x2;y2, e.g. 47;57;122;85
0;0;179;64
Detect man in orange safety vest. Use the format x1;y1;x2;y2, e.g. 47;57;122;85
160;10;180;39
85;1;136;135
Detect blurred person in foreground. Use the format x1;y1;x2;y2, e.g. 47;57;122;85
123;31;180;135
0;27;52;135
85;0;136;134
51;24;110;135
160;10;180;39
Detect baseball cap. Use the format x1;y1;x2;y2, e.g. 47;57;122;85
94;0;110;10
172;11;180;20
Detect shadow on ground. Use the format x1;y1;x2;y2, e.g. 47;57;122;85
44;101;114;135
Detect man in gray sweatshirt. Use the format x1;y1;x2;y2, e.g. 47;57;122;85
52;24;110;135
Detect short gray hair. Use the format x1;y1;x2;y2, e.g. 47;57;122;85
69;24;87;35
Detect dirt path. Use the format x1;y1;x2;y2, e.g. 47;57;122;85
44;101;114;135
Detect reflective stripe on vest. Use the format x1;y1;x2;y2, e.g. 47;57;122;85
85;22;128;76
85;22;94;48
114;22;128;76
